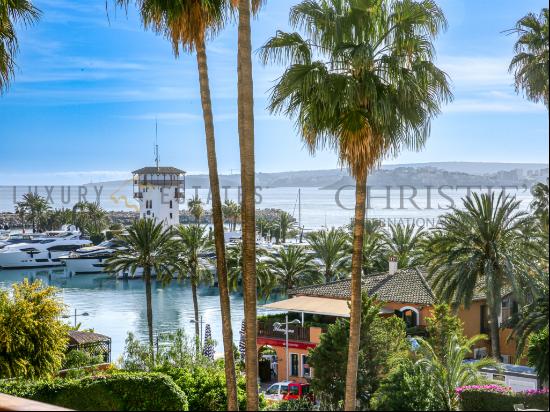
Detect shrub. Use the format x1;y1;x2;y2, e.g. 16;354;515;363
457;386;549;411
372;358;443;411
0;372;188;411
0;279;68;379
265;399;315;411
527;326;549;384
63;350;104;370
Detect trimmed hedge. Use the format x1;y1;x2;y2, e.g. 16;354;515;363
0;372;188;411
458;387;549;411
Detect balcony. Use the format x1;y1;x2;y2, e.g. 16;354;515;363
134;180;185;188
257;320;311;343
133;192;143;199
0;394;71;411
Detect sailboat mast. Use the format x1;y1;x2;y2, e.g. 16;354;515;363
155;120;159;171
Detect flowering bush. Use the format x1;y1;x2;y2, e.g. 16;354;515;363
456;384;512;397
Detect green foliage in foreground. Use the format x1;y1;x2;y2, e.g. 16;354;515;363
0;279;68;379
527;326;549;384
0;372;188;411
459;388;549;411
264;398;315;411
309;293;408;410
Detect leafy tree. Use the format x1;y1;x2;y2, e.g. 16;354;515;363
527;326;549;384
261;1;451;407
266;245;322;295
425;193;544;359
106;219;174;362
507;8;549;108
307;228;349;282
415;335;495;411
0;279;68;379
372;357;442;411
425;303;467;359
309;293;408;410
0;0;40;93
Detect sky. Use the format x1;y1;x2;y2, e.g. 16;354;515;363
0;0;548;185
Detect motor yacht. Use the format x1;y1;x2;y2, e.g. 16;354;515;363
59;239;127;274
0;226;91;269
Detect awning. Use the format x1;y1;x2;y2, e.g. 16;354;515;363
262;296;351;317
261;296;397;318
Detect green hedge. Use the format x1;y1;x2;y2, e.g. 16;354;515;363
459;390;549;411
0;372;188;411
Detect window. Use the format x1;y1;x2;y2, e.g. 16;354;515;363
289;386;299;396
170;213;173;220
290;353;299;377
302;355;311;378
399;307;419;328
280;385;288;395
480;304;490;334
170;200;173;209
266;385;279;395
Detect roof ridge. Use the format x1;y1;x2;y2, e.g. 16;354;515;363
414;267;437;302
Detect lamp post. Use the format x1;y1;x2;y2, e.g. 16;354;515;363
273;315;301;381
62;309;89;328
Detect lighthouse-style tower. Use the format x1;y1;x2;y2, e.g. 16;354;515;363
133;166;185;228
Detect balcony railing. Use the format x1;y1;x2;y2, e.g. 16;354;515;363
258;320;311;342
134;180;185;187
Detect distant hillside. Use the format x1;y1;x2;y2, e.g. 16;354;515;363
91;162;548;190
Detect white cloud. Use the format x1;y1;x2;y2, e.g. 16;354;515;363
439;55;513;89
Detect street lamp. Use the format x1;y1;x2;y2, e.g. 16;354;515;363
273;315;301;381
62;309;89;328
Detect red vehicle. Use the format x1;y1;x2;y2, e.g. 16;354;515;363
283;383;315;402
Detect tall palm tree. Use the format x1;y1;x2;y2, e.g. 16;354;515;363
14;203;28;233
19;193;50;233
72;201;110;237
383;223;425;269
425;193;545;360
236;0;265;407
105;219;174;362
360;221;387;275
173;224;214;352
307;228;349;282
507;8;549;108
0;0;40;93
415;334;495;411
266;246;322;295
277;211;295;244
260;1;451;408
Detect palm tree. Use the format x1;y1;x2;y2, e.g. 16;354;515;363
425;193;545;360
236;0;265;407
0;0;40;93
188;195;205;224
14;203;28;233
277;211;295;244
266;246;322;295
531;179;549;231
507;8;549;108
223;199;241;231
383;223;425;269
508;269;549;359
105;219;174;361
307;228;349;282
19;193;50;233
227;243;276;301
360;221;388;275
415;334;495;411
72;201;110;238
173;224;214;353
260;1;451;408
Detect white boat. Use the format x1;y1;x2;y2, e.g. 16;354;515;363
0;226;91;269
59;240;127;274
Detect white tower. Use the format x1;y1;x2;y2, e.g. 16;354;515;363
133;166;185;228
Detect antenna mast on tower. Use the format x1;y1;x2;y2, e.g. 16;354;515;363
154;120;160;171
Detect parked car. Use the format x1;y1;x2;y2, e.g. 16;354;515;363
264;381;314;402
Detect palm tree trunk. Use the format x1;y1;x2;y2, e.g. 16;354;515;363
488;296;502;360
196;38;239;411
344;173;367;411
144;266;155;364
238;0;259;409
191;280;200;354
